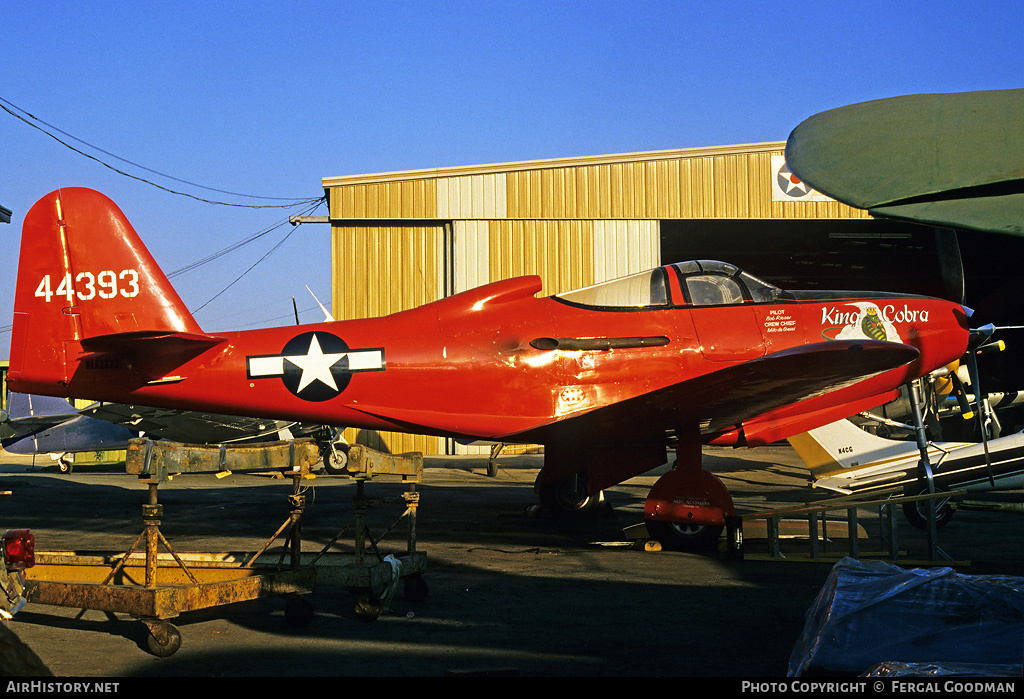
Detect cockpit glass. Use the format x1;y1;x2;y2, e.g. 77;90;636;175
555;269;669;309
553;261;782;309
685;275;744;305
670;260;783;306
740;271;782;303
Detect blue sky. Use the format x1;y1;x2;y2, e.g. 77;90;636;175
2;1;1022;357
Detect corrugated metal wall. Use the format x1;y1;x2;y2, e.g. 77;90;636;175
324;143;869;454
325;145;871;221
331;225;446;455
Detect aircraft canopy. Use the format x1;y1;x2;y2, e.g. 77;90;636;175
554;261;783;309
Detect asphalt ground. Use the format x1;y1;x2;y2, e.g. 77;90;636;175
1;444;1023;678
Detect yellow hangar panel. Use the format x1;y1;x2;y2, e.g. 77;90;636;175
322;143;872;223
497;146;871;220
487;220;595;296
437;173;507;218
331;225;443;319
330;224;444;455
328;179;438;219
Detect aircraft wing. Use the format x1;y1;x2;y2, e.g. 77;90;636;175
79;403;311;444
526;340;918;442
785;89;1024;236
346;339;919;491
511;340;919;490
1;411;79;445
2;391;319;452
0;394;82;445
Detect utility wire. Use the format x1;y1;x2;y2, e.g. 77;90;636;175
168;196;324;278
0;196;325;336
0;96;332;332
0;95;323;208
0;196;326;335
190;219;304;314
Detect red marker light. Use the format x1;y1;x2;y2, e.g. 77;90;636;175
3;529;35;570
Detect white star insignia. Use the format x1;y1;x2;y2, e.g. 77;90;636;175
286;334;346;392
246;332;385;400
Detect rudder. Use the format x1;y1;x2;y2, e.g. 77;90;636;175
9;188;204;395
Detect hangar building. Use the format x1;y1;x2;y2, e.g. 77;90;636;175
319;141;975;456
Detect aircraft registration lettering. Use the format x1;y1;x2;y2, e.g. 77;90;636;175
34;270;140;303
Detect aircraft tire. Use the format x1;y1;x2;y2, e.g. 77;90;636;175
322;445;348;474
645;520;723;552
538;474;601;516
902;488;956;530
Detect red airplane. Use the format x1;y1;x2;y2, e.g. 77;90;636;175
8;188;973;549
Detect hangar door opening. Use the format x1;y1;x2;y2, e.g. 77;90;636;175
659;219;963;301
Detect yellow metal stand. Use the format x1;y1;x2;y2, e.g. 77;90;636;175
22;438;429;656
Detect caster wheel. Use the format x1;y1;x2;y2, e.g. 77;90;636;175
145;623;182;657
353;592;381;622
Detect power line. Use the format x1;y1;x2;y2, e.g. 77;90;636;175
0;95;323;208
0;96;333;334
191;218;305;314
168;198;324;278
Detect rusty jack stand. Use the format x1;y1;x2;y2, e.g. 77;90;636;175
24;439;321;657
306;445;428;621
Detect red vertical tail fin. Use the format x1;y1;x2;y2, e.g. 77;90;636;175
9;188;207;395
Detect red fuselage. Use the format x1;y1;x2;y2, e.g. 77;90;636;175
28;269;970;447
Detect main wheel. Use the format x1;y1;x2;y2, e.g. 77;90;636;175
538;473;602;515
902;488;956;530
645;519;723;552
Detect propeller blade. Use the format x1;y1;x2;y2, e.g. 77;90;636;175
935;228;965;304
965;346;996;487
946;370;975;420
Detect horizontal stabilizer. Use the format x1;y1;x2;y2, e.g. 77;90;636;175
75;330;225;384
80;330;225;355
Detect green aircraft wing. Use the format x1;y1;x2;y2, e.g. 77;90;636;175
785;89;1024;235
